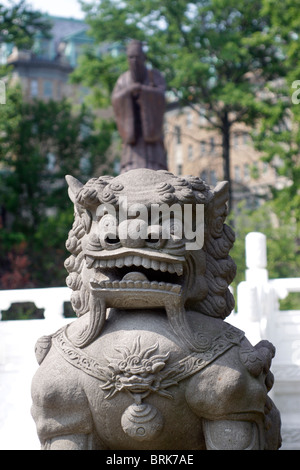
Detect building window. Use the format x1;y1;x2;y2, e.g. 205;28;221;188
233;133;239;147
186;110;192;128
244;163;250;180
43;80;53;98
200;141;206;155
234;165;241;181
30;79;38;97
187;144;193;161
35;38;53;60
210;137;215;154
177;164;182;175
57;82;62;100
199;106;206;125
210;170;217;186
175;126;181;144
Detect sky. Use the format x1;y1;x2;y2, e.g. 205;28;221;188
2;0;85;19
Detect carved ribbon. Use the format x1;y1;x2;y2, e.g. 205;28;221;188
52;324;245;394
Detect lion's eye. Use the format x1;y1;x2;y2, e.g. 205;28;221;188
98;214;121;248
98;214;117;230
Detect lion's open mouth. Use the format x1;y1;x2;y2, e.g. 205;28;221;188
88;248;185;297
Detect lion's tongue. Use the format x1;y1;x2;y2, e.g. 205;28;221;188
122;272;149;282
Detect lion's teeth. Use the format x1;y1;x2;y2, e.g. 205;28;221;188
124;256;133;266
151;260;160;270
174;263;183;275
93;255;183;277
160;262;168;272
133;255;142;266
116;258;124;268
86;255;95;268
93;278;181;293
167;264;175;273
171;285;181;293
142;258;151;269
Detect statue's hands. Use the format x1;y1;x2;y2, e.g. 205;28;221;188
129;82;142;96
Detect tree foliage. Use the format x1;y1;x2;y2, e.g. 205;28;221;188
0;0;51;48
0;1;114;293
252;0;300;229
0;83;113;288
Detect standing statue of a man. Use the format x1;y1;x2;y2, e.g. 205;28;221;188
112;40;167;173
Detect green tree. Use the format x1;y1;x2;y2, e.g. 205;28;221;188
0;0;51;48
74;0;287;210
0;1;114;291
0;85;113;288
253;0;300;232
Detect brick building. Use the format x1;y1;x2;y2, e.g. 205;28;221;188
164;104;287;208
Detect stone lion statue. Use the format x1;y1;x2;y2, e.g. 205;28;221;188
31;169;281;450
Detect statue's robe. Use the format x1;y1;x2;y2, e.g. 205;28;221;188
112;69;167;173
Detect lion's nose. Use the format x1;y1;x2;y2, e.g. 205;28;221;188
145;225;166;249
119;219;147;248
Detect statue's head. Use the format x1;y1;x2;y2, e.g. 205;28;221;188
126;39;146;82
65;169;236;350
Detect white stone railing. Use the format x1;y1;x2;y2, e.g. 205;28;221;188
0;286;72;450
229;232;300;450
0;286;72;321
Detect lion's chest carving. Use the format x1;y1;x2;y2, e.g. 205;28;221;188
46;311;245;449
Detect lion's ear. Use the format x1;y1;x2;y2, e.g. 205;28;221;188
213;180;229;207
66;175;83;204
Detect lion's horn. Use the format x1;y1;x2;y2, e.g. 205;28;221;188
65;175;83;203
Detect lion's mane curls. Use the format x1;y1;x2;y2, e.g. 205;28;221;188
64;209;90;317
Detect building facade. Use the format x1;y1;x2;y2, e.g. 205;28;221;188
164;105;287;208
1;16;94;103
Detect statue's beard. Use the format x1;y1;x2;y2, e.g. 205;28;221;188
130;64;146;83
